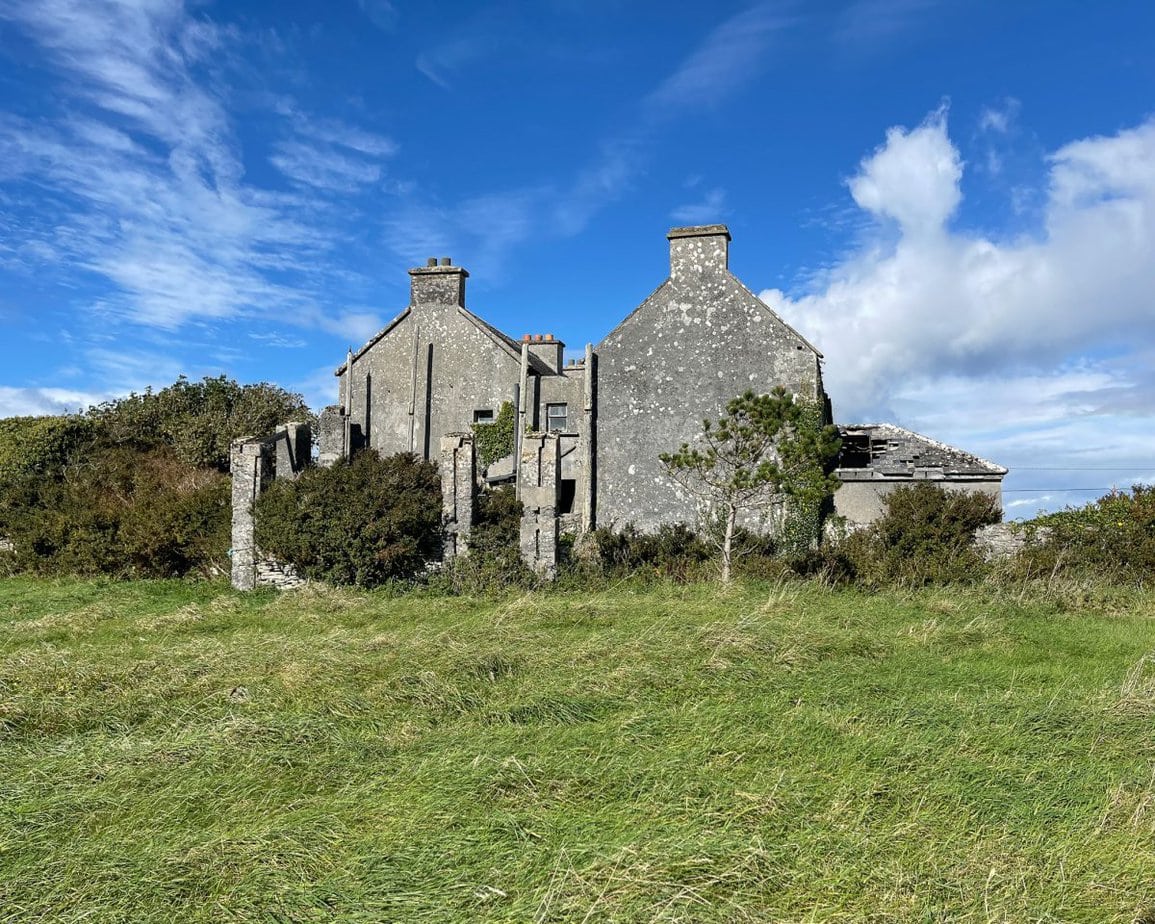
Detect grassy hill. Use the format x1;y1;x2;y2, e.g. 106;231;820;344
1;576;1153;921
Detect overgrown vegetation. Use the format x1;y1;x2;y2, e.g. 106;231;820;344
660;388;840;581
831;481;1003;587
0;376;308;579
1;577;1152;921
1016;484;1155;583
471;400;516;468
254;450;442;587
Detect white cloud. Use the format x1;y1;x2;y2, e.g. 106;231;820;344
0;386;109;417
671;187;727;224
0;0;386;336
846;108;961;235
759;111;1155;514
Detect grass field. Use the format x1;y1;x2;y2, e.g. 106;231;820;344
1;576;1153;922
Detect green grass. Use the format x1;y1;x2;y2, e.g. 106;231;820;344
1;576;1154;922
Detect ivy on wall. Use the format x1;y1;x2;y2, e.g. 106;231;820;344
472;401;516;467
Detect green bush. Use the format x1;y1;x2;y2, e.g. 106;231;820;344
837;483;1001;587
1015;486;1155;584
88;375;312;471
1;447;229;578
589;523;714;582
471;401;516;468
254;451;442;587
434;485;535;593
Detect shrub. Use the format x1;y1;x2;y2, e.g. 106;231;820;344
838;483;1001;586
471;401;516;468
1;447;229;578
435;485;534;593
589;523;713;582
88;375;312;471
254;451;442;587
1016;486;1155;584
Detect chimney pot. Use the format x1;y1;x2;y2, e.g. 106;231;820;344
545;333;554;341
440;257;451;267
522;334;530;342
426;257;437;267
533;334;542;342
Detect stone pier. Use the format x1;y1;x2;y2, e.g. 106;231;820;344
230;422;312;591
518;432;561;578
441;433;476;560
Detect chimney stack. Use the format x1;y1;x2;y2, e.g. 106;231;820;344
409;257;468;307
526;333;564;374
667;225;730;282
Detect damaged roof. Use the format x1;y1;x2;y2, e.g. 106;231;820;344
836;423;1007;478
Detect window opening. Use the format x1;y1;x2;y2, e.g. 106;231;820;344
546;403;568;432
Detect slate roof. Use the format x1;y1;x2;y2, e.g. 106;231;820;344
836;423;1007;478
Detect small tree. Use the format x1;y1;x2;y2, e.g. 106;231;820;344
659;388;841;582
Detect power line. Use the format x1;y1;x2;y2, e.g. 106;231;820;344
1007;467;1150;471
1003;487;1131;493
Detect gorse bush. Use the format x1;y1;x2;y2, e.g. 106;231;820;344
254;450;442;587
836;482;1001;587
1;448;230;578
1017;486;1155;584
0;375;309;579
434;485;534;593
88;375;312;471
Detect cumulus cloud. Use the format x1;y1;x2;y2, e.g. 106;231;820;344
761;111;1155;515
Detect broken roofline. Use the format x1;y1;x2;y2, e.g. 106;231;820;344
838;423;1008;476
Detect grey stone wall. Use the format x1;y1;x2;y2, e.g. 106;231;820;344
441;433;475;559
595;225;825;532
518;432;561;578
336;266;525;462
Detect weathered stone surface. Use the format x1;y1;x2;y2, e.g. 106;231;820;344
595;225;826;531
973;522;1050;560
275;421;311;478
230;437;274;591
317;405;346;468
519;432;560;578
441;433;476;559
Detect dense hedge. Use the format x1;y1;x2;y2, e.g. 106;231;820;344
1017;485;1155;583
254;451;442;587
1;448;230;578
0;375;309;578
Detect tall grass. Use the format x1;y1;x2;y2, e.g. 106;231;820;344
1;576;1153;921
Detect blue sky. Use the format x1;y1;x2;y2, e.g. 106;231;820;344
2;0;1154;517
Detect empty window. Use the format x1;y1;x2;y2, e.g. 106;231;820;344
473;409;494;424
546;403;568;432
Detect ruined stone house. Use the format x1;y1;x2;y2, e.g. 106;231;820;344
318;224;1005;534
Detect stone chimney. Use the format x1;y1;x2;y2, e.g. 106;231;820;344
409;256;468;307
523;333;564;374
667;225;730;281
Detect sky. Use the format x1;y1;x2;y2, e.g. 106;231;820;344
1;0;1153;518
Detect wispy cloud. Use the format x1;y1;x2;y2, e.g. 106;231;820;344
833;0;940;48
0;0;389;346
355;0;397;32
671;187;727;224
646;3;792;116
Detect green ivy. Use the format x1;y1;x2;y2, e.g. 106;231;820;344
472;401;516;467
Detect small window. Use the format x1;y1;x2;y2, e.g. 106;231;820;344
546;403;568;432
473;409;494;424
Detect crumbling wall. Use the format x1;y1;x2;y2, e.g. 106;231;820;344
230;422;311;591
441;433;476;560
518;432;561;578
